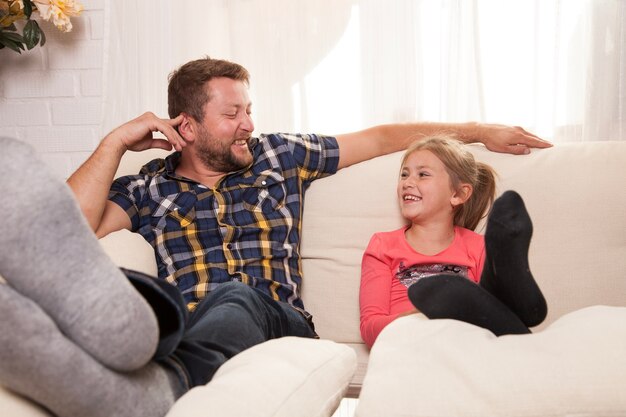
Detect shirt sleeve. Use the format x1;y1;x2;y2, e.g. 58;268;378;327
278;133;340;182
360;234;400;348
475;242;486;280
108;174;147;232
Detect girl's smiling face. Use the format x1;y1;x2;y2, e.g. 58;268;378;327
397;149;459;225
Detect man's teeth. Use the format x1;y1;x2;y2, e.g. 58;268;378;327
404;195;420;201
234;140;247;145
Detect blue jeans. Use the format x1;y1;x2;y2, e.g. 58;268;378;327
125;270;316;390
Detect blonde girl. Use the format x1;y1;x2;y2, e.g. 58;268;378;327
360;136;546;348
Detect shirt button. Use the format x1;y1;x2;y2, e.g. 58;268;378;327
226;243;233;249
261;180;267;186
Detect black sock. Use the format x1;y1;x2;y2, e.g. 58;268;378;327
480;190;547;327
408;274;530;336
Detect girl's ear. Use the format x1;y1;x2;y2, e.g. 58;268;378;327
178;113;195;143
451;183;473;207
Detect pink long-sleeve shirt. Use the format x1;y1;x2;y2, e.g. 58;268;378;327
359;226;485;348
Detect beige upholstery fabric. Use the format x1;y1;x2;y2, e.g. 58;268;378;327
165;337;356;417
300;141;626;392
356;306;626;417
0;388;51;417
3;141;625;415
106;140;626;400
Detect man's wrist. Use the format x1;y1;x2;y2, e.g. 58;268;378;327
99;132;128;159
457;122;481;144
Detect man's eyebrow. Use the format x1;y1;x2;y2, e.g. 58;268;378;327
223;103;252;110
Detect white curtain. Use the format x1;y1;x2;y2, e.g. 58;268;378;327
102;0;626;142
101;0;175;135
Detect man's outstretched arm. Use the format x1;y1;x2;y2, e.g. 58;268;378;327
335;122;552;170
67;112;186;237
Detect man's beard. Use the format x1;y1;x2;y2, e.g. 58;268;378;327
195;126;253;173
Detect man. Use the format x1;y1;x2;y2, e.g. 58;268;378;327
0;57;551;417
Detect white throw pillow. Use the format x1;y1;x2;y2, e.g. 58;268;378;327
166;337;356;417
357;306;626;417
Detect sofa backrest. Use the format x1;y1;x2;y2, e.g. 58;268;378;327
300;141;626;343
102;141;626;347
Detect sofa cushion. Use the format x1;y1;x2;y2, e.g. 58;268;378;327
357;306;626;417
0;388;51;417
166;337;356;417
299;141;626;395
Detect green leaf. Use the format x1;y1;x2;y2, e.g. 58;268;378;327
0;28;26;52
1;31;25;43
7;44;23;53
0;36;25;53
23;0;33;19
23;19;41;49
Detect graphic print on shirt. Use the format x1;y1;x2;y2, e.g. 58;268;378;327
395;262;469;288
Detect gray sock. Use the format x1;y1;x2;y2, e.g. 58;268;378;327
0;284;183;417
0;137;158;371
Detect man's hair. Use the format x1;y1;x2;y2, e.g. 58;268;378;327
401;135;497;230
167;57;250;121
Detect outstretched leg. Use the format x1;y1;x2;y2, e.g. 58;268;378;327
480;190;548;327
408;274;530;336
0;137;158;371
172;281;317;386
0;284;183;417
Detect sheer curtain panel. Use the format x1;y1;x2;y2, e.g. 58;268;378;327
102;0;626;142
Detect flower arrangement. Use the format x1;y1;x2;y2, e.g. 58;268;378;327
0;0;83;53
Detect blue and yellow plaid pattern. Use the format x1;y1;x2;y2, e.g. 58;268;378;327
109;133;339;313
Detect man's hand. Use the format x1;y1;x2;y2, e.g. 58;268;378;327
68;112;186;235
476;123;553;155
106;112;186;153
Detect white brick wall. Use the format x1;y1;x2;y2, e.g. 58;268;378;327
0;1;105;180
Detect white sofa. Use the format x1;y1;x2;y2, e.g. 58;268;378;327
2;140;626;416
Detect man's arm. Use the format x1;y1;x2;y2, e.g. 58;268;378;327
335;122;552;169
67;112;185;237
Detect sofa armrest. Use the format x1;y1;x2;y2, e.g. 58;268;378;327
357;306;626;417
0;387;52;417
166;337;356;417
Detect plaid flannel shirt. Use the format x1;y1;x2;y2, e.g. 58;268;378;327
109;133;339;313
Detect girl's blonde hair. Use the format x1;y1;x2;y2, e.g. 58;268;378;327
401;135;497;230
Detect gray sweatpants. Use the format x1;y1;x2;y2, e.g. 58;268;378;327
0;137;183;417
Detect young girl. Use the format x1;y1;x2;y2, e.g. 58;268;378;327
359;136;547;348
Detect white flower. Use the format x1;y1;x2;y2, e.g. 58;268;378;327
33;0;83;32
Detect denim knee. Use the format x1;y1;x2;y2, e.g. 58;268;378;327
187;281;266;326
